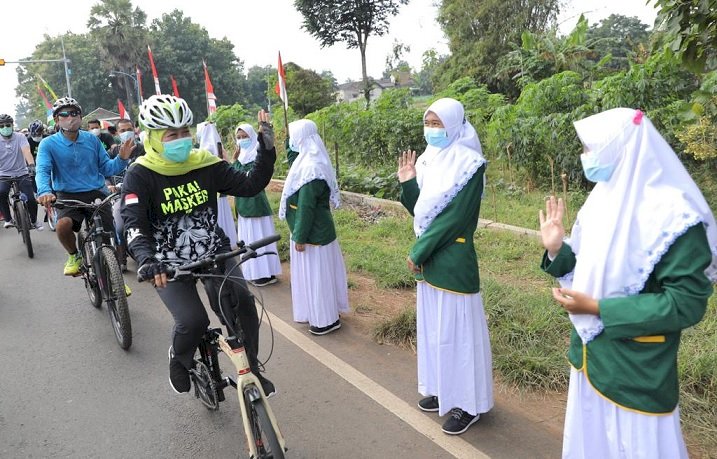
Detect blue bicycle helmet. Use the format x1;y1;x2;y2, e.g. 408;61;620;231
29;120;44;136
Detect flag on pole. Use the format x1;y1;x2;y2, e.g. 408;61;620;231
170;75;180;97
36;82;52;109
136;65;144;102
117;99;129;120
203;60;217;115
274;51;288;109
147;45;162;95
36;74;58;100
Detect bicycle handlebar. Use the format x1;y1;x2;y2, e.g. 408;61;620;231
138;234;282;282
52;192;119;211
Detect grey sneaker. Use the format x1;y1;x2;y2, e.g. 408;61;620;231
441;408;480;435
418;396;439;412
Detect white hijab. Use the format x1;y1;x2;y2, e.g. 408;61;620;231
197;122;223;158
414;98;486;237
279;119;340;220
236;123;259;165
561;108;717;343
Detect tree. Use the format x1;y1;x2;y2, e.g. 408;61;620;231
283;63;336;117
294;0;409;106
414;49;446;95
244;65;275;111
436;0;560;94
651;0;717;72
87;0;148;113
148;10;247;121
383;40;411;80
586;14;650;71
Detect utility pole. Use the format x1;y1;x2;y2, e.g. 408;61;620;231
61;35;72;97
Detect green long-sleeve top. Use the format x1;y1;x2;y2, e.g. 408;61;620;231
400;165;485;294
284;179;337;245
542;223;713;413
231;160;272;217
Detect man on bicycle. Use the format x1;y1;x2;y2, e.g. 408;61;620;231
26;120;49;159
36;97;133;275
0;113;41;230
122;94;277;396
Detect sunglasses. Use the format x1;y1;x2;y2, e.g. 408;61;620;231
0;123;12;128
57;111;81;118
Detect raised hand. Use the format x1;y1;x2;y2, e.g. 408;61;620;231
538;196;565;256
397;150;417;183
257;109;275;150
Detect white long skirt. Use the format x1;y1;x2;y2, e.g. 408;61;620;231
563;368;687;459
290;239;350;327
217;196;238;248
416;282;494;417
236;215;282;281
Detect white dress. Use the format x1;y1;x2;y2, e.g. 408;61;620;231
416;282;494;417
290;239;349;327
236;214;281;280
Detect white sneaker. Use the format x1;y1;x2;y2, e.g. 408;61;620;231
3;220;15;229
32;223;44;231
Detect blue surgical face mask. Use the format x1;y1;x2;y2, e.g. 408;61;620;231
424;127;450;148
580;152;617;182
162;137;193;163
238;138;252;150
0;127;13;137
119;131;135;143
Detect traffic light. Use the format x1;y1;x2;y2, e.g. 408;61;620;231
0;59;5;66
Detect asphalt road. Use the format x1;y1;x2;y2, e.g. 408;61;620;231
0;222;562;458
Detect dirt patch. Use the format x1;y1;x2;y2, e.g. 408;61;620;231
345;272;415;336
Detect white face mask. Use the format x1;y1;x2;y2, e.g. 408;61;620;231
119;131;135;143
31;136;42;142
90;128;101;136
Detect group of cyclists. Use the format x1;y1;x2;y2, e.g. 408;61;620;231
2;94;277;399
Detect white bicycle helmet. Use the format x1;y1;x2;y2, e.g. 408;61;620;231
138;94;194;130
52;96;82;116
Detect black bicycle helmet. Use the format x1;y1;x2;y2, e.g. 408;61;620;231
29;120;44;136
0;113;14;125
52;96;82;117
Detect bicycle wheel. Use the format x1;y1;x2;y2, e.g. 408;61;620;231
100;247;132;350
46;206;57;232
79;232;102;309
14;201;33;258
245;388;284;459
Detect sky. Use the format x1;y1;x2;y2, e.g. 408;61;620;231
1;0;658;121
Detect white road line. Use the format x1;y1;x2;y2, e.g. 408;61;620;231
264;310;491;459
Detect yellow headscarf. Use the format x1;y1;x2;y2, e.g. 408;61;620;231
136;129;220;176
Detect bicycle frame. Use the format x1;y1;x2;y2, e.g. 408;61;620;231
1;175;34;258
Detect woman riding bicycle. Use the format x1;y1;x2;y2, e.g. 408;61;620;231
122;95;277;396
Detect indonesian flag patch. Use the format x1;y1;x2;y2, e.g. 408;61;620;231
124;193;139;206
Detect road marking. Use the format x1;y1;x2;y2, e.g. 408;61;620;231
263;309;491;459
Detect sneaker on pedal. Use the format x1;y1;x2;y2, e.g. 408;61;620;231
124;284;132;297
4;220;15;229
441;408;480;435
168;347;190;394
63;252;82;276
31;222;44;231
418;396;439;412
257;373;276;398
309;319;341;336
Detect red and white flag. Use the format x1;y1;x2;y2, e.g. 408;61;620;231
117;99;129;120
147;45;161;95
203;60;217;114
170;75;180;97
136;65;144;102
124;193;139;206
274;51;288;109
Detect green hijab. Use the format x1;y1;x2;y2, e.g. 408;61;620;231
136;129;220;176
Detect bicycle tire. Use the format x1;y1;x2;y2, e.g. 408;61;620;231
100;246;132;350
245;390;284;459
14;201;33;258
46;206;57;232
79;231;102;309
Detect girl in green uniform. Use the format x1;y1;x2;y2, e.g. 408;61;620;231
398;98;494;435
279;119;349;335
539;108;717;458
231;123;281;286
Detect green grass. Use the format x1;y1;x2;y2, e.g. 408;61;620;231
265;189;716;454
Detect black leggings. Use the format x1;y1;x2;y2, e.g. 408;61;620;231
156;256;261;373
